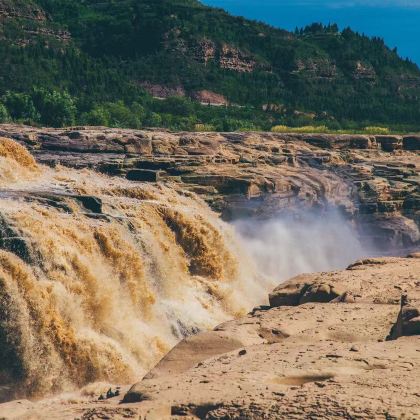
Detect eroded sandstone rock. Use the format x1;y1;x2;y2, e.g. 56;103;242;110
299;282;345;304
387;295;420;340
0;214;31;262
270;257;420;308
0;124;418;251
117;256;420;420
375;135;402;152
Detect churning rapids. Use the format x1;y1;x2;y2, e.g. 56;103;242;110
0;138;366;401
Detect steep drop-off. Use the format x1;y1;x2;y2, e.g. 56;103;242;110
0;126;418;408
1;125;418;252
2;256;419;419
0;138;269;400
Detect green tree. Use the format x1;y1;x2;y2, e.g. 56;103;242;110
154;97;195;117
144;112;162;127
0;103;10;123
104;101;142;128
81;107;110;126
32;89;77;127
3;92;39;122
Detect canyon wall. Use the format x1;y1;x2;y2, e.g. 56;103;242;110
0;125;418;402
1;125;418;251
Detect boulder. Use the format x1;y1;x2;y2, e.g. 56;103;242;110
403;135;420;151
66;131;85;140
387;295;420;340
375;135;402;152
0;214;32;262
126;169;162;182
33;193;103;214
122;388;152;403
124;138;153;155
269;281;309;307
269;275;346;307
299;282;345;304
72;195;102;214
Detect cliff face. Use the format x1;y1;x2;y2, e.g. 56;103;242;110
0;0;45;21
293;58;337;80
0;125;418;252
191;40;257;73
0;0;70;45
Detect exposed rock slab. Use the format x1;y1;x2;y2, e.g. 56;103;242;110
270;256;420;307
5;257;418;418
0;124;419;251
120;256;420;419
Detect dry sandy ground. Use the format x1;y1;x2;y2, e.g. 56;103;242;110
1;255;419;419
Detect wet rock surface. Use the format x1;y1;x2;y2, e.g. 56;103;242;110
0;124;419;251
0;136;270;407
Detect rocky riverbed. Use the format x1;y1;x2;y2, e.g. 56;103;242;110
0;125;418;419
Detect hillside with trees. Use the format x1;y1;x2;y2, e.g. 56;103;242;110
0;0;419;131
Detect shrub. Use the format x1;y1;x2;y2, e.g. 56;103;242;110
326;120;342;131
221;118;259;132
81;107;110;126
271;125;291;133
364;126;390;134
271;125;328;133
144;112;162;127
294;125;328;133
194;123;216;132
104;101;138;128
153;96;194;117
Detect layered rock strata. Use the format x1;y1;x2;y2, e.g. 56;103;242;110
0;124;419;251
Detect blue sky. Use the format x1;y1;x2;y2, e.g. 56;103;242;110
202;0;420;65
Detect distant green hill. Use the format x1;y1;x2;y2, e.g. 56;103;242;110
0;0;419;130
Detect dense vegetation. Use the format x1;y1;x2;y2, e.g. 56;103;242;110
0;0;419;131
